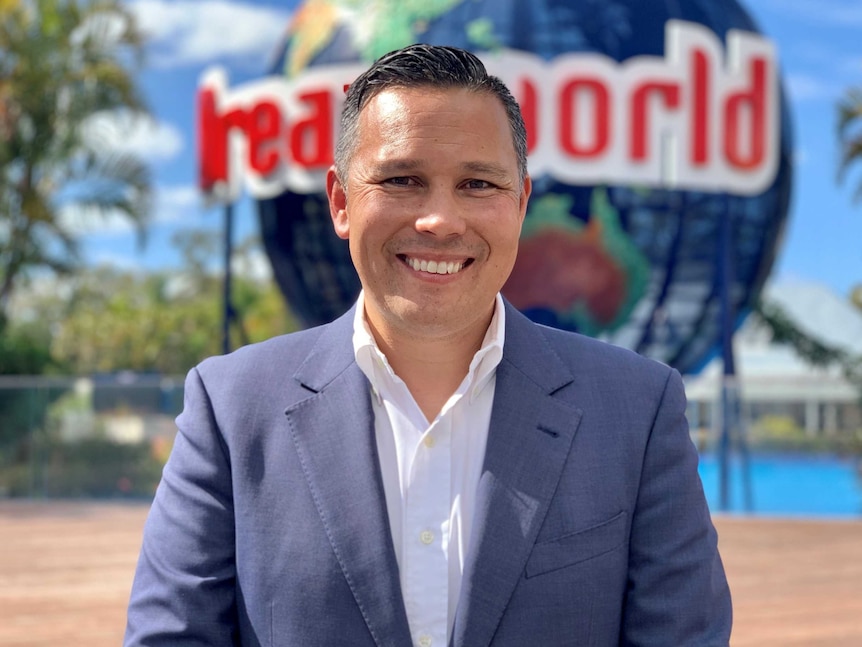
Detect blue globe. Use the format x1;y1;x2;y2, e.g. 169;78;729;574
257;0;792;375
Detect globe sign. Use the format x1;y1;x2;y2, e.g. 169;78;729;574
197;0;792;375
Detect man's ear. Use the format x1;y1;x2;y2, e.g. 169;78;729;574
327;166;349;240
518;174;532;224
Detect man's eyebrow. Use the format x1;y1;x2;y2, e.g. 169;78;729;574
374;159;511;178
370;160;514;182
461;161;513;181
371;159;422;175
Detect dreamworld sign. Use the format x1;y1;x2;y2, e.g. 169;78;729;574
197;20;779;203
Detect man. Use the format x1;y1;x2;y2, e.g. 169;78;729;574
126;44;731;646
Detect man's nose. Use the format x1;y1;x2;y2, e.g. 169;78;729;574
413;188;467;238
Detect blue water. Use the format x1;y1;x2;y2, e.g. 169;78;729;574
697;454;862;517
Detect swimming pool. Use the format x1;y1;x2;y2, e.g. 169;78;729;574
697;453;862;517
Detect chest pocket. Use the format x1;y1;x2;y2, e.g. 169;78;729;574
525;510;628;578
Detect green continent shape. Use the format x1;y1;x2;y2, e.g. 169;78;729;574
359;0;466;61
285;0;466;75
567;188;650;335
466;18;502;51
520;190;650;336
522;193;584;237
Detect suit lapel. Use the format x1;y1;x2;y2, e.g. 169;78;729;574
285;309;412;647
451;304;583;647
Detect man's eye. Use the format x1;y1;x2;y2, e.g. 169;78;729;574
384;176;415;186
464;179;493;190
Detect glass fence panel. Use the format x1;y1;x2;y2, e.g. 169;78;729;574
0;375;183;499
2;374;860;515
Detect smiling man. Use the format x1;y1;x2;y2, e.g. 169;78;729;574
126;45;731;647
328;75;530;423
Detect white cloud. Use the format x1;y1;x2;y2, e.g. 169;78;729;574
153;185;201;224
785;73;840;102
838;56;862;76
89;251;146;271
754;0;862;27
58;205;137;236
59;183;204;236
805;2;862;27
129;0;292;69
81;110;184;161
232;246;273;282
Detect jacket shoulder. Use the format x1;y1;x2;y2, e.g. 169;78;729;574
531;322;676;386
190;323;337;403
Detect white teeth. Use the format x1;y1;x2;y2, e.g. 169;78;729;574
406;257;464;275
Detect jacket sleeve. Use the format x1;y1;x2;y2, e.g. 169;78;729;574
621;368;732;646
124;366;240;646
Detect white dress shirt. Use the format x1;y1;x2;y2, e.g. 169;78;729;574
353;292;505;647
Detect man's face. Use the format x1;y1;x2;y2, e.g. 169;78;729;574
327;86;531;341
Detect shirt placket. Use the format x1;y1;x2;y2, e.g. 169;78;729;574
402;414;452;647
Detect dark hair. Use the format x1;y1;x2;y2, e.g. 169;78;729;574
334;44;528;187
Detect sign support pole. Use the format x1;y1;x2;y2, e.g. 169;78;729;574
718;199;732;510
222;201;234;356
718;198;754;512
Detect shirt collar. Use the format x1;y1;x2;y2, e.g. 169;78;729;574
352;291;506;406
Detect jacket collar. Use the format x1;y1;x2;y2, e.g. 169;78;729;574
288;301;583;647
287;305;414;647
450;301;582;647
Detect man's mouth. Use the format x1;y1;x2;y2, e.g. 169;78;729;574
400;255;472;275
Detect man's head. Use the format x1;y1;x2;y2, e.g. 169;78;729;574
334;44;528;189
326;44;531;344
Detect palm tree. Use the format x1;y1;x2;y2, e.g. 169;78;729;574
837;86;862;309
837;86;862;202
0;0;151;324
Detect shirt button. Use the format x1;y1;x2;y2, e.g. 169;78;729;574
423;435;435;448
419;530;434;545
417;635;432;647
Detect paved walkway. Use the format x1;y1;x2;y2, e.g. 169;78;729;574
0;501;860;646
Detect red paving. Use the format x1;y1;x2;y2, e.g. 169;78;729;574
1;501;861;646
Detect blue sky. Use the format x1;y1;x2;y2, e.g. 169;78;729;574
79;0;862;298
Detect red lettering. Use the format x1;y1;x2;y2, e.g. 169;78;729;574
290;90;333;168
692;50;709;165
222;108;246;131
724;58;767;170
197;87;227;192
631;81;680;161
195;22;780;201
247;101;281;175
559;79;609;157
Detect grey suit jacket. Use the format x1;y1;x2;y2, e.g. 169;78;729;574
125;302;731;646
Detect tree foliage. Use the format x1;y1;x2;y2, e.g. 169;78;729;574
836;85;862;356
754;298;862;390
0;0;151;323
754;83;862;396
0;230;297;497
43;234;297;375
837;86;862;202
0;323;55;374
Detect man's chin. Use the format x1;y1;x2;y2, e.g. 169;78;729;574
378;295;495;340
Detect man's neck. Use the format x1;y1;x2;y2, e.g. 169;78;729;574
367;312;493;423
